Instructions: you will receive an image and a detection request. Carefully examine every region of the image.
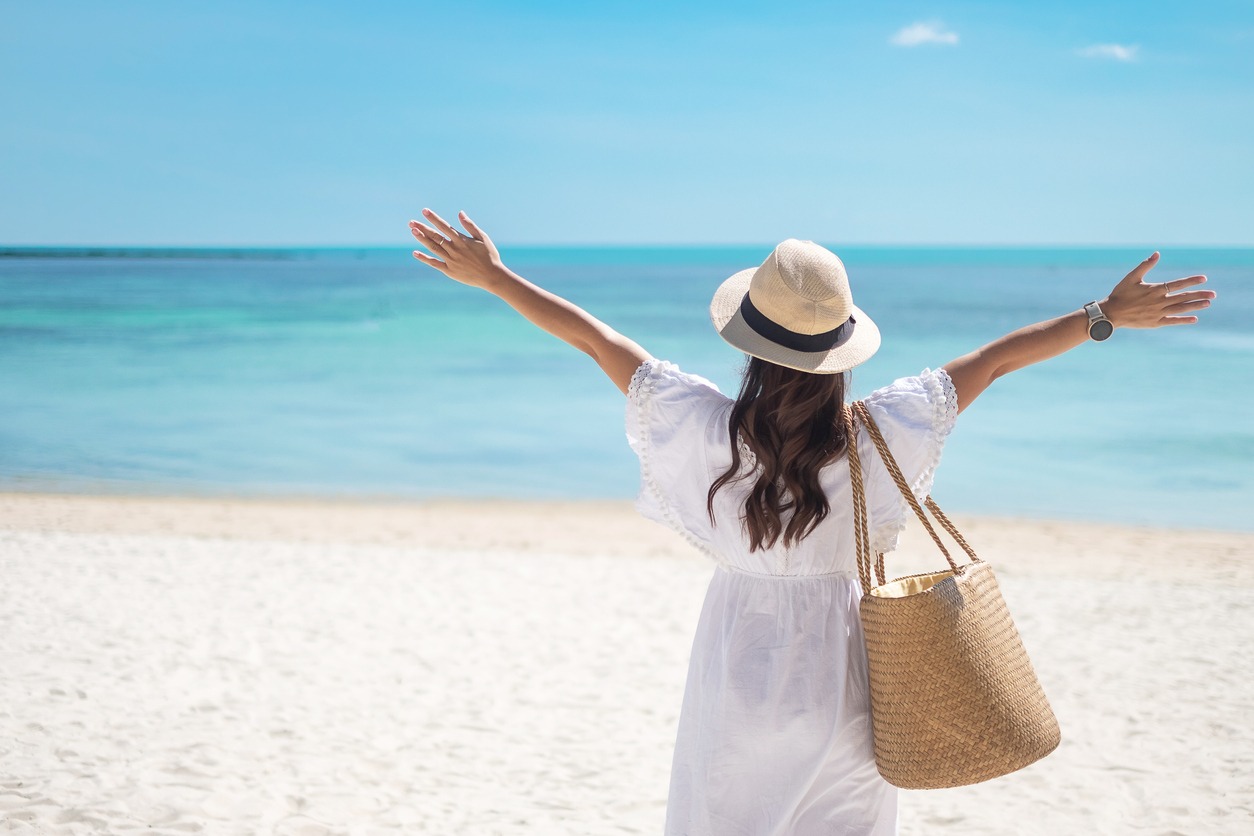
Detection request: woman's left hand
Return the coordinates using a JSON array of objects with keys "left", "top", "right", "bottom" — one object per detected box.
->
[
  {"left": 1100, "top": 252, "right": 1216, "bottom": 329},
  {"left": 409, "top": 209, "right": 506, "bottom": 289}
]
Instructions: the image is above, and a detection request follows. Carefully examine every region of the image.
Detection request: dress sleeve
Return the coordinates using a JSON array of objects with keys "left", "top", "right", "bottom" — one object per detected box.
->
[
  {"left": 858, "top": 367, "right": 959, "bottom": 554},
  {"left": 625, "top": 358, "right": 729, "bottom": 556}
]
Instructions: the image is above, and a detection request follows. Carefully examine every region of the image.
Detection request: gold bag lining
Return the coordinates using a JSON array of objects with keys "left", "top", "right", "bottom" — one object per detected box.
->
[{"left": 868, "top": 569, "right": 958, "bottom": 599}]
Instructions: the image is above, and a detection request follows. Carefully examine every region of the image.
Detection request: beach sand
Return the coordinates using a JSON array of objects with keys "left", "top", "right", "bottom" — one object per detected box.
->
[{"left": 1, "top": 492, "right": 1251, "bottom": 835}]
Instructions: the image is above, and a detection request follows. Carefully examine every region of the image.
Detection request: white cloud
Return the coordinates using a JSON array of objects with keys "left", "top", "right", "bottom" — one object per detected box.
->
[
  {"left": 890, "top": 21, "right": 959, "bottom": 47},
  {"left": 1077, "top": 43, "right": 1139, "bottom": 62}
]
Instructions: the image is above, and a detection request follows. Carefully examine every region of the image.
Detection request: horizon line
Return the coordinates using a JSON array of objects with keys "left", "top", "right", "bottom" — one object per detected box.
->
[{"left": 5, "top": 242, "right": 1254, "bottom": 252}]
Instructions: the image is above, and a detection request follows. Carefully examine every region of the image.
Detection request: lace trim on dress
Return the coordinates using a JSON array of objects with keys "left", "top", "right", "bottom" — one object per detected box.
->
[
  {"left": 629, "top": 359, "right": 721, "bottom": 562},
  {"left": 627, "top": 358, "right": 655, "bottom": 402},
  {"left": 916, "top": 367, "right": 958, "bottom": 495},
  {"left": 869, "top": 367, "right": 959, "bottom": 556},
  {"left": 935, "top": 367, "right": 960, "bottom": 437}
]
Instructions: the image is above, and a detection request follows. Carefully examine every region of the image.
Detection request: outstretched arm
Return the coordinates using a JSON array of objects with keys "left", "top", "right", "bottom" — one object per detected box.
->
[
  {"left": 409, "top": 209, "right": 651, "bottom": 396},
  {"left": 943, "top": 252, "right": 1216, "bottom": 414}
]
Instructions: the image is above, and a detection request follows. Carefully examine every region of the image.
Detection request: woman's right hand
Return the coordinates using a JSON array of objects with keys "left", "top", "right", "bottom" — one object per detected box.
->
[
  {"left": 407, "top": 206, "right": 651, "bottom": 395},
  {"left": 408, "top": 208, "right": 507, "bottom": 290},
  {"left": 1100, "top": 252, "right": 1215, "bottom": 329}
]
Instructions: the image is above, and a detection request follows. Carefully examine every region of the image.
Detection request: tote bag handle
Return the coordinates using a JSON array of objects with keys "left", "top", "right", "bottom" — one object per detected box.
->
[{"left": 846, "top": 400, "right": 979, "bottom": 597}]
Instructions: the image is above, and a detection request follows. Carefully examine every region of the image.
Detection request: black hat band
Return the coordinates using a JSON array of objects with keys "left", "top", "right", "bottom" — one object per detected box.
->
[{"left": 739, "top": 293, "right": 855, "bottom": 354}]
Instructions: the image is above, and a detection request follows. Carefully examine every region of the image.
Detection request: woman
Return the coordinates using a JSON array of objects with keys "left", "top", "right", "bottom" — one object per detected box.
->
[{"left": 408, "top": 208, "right": 1214, "bottom": 835}]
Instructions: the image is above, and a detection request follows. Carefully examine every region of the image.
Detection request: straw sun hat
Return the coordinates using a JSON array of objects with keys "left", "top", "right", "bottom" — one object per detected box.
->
[{"left": 710, "top": 239, "right": 881, "bottom": 374}]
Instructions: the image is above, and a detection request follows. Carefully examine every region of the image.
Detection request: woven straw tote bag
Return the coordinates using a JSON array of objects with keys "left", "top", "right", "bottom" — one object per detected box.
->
[{"left": 846, "top": 400, "right": 1061, "bottom": 790}]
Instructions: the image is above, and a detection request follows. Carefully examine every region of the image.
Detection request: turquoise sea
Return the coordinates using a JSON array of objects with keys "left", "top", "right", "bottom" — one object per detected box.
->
[{"left": 1, "top": 246, "right": 1250, "bottom": 531}]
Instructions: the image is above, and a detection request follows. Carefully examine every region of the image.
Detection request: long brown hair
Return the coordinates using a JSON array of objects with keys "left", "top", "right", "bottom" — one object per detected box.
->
[{"left": 707, "top": 357, "right": 850, "bottom": 552}]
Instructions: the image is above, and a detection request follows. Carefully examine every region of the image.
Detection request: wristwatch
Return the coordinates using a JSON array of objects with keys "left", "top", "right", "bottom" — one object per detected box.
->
[{"left": 1084, "top": 301, "right": 1114, "bottom": 341}]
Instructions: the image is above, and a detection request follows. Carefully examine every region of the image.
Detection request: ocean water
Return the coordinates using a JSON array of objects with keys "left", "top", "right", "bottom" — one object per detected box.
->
[{"left": 1, "top": 245, "right": 1251, "bottom": 531}]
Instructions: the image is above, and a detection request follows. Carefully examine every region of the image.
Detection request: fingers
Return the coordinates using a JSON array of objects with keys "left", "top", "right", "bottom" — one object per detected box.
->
[
  {"left": 1162, "top": 275, "right": 1208, "bottom": 293},
  {"left": 1164, "top": 298, "right": 1212, "bottom": 316},
  {"left": 408, "top": 219, "right": 445, "bottom": 244},
  {"left": 1105, "top": 252, "right": 1218, "bottom": 329},
  {"left": 1158, "top": 277, "right": 1215, "bottom": 316},
  {"left": 422, "top": 208, "right": 460, "bottom": 239},
  {"left": 1152, "top": 278, "right": 1214, "bottom": 319},
  {"left": 1154, "top": 274, "right": 1215, "bottom": 324},
  {"left": 458, "top": 210, "right": 487, "bottom": 241},
  {"left": 1123, "top": 251, "right": 1160, "bottom": 284},
  {"left": 412, "top": 250, "right": 449, "bottom": 272},
  {"left": 409, "top": 221, "right": 449, "bottom": 254},
  {"left": 1161, "top": 288, "right": 1214, "bottom": 305}
]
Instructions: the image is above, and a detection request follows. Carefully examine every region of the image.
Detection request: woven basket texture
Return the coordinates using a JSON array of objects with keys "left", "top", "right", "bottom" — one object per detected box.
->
[
  {"left": 860, "top": 561, "right": 1061, "bottom": 789},
  {"left": 847, "top": 400, "right": 1060, "bottom": 789}
]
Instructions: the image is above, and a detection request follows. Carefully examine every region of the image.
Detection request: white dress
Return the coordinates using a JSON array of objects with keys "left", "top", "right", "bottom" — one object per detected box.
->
[{"left": 625, "top": 359, "right": 958, "bottom": 836}]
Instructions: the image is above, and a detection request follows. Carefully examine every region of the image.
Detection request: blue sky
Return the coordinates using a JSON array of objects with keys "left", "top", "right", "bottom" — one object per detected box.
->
[{"left": 2, "top": 1, "right": 1252, "bottom": 246}]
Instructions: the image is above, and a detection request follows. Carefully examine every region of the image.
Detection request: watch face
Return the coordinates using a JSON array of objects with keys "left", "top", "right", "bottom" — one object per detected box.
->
[{"left": 1090, "top": 319, "right": 1114, "bottom": 341}]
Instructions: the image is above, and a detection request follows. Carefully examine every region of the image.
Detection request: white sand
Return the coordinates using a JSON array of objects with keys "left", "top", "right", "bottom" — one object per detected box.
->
[{"left": 1, "top": 493, "right": 1251, "bottom": 835}]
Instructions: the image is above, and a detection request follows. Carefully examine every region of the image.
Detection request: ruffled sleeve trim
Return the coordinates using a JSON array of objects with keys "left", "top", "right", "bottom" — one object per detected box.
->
[
  {"left": 625, "top": 359, "right": 721, "bottom": 561},
  {"left": 627, "top": 357, "right": 656, "bottom": 403},
  {"left": 913, "top": 366, "right": 959, "bottom": 498},
  {"left": 868, "top": 367, "right": 959, "bottom": 555}
]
